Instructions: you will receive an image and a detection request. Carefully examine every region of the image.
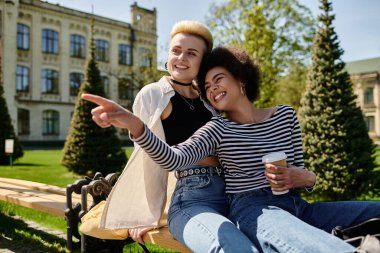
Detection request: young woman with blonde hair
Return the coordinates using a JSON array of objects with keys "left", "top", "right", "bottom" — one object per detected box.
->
[{"left": 96, "top": 22, "right": 256, "bottom": 252}]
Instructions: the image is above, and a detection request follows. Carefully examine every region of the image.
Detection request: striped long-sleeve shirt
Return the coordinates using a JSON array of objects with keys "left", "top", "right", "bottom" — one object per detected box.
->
[{"left": 135, "top": 105, "right": 304, "bottom": 194}]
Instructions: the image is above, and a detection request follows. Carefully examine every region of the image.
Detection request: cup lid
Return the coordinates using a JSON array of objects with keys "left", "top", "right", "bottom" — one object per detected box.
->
[{"left": 262, "top": 152, "right": 287, "bottom": 163}]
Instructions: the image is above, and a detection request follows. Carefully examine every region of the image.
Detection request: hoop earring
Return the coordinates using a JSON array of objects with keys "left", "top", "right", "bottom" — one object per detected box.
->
[
  {"left": 240, "top": 86, "right": 246, "bottom": 96},
  {"left": 165, "top": 62, "right": 168, "bottom": 70}
]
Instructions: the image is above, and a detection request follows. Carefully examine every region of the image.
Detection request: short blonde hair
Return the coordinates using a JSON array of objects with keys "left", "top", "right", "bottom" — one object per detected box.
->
[{"left": 170, "top": 20, "right": 213, "bottom": 52}]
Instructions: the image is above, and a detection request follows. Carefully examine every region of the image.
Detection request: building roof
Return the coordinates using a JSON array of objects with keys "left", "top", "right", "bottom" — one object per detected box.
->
[{"left": 346, "top": 57, "right": 380, "bottom": 74}]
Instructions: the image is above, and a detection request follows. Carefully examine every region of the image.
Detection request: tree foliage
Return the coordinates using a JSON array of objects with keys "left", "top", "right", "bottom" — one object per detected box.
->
[
  {"left": 206, "top": 0, "right": 315, "bottom": 107},
  {"left": 117, "top": 66, "right": 164, "bottom": 109},
  {"left": 0, "top": 55, "right": 24, "bottom": 165},
  {"left": 275, "top": 61, "right": 308, "bottom": 111},
  {"left": 299, "top": 0, "right": 379, "bottom": 201},
  {"left": 108, "top": 49, "right": 164, "bottom": 110},
  {"left": 62, "top": 21, "right": 127, "bottom": 176}
]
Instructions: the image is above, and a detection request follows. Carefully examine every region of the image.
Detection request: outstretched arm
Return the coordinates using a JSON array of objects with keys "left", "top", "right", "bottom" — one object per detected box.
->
[
  {"left": 81, "top": 93, "right": 144, "bottom": 138},
  {"left": 82, "top": 93, "right": 220, "bottom": 171}
]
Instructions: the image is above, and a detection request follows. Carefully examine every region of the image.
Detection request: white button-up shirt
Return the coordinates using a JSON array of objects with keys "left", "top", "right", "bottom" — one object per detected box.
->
[{"left": 100, "top": 76, "right": 215, "bottom": 229}]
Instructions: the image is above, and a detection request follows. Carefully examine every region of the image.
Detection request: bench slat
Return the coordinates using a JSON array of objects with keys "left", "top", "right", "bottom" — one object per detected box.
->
[
  {"left": 144, "top": 227, "right": 191, "bottom": 253},
  {"left": 0, "top": 177, "right": 192, "bottom": 252},
  {"left": 0, "top": 177, "right": 67, "bottom": 196},
  {"left": 0, "top": 178, "right": 80, "bottom": 217}
]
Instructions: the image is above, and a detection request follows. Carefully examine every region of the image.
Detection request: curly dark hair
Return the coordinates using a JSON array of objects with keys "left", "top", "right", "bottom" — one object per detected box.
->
[{"left": 197, "top": 46, "right": 261, "bottom": 103}]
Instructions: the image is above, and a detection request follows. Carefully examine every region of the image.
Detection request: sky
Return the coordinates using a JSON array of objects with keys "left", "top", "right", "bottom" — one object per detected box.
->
[{"left": 46, "top": 0, "right": 380, "bottom": 64}]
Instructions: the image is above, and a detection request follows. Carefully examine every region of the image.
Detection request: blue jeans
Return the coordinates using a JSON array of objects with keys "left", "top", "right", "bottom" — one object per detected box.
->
[
  {"left": 228, "top": 188, "right": 380, "bottom": 253},
  {"left": 168, "top": 165, "right": 258, "bottom": 253}
]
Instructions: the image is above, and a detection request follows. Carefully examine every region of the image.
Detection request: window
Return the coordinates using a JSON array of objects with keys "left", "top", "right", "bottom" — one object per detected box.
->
[
  {"left": 41, "top": 69, "right": 59, "bottom": 94},
  {"left": 17, "top": 23, "right": 30, "bottom": 50},
  {"left": 42, "top": 110, "right": 59, "bottom": 135},
  {"left": 18, "top": 109, "right": 30, "bottom": 135},
  {"left": 70, "top": 34, "right": 86, "bottom": 58},
  {"left": 69, "top": 72, "right": 84, "bottom": 96},
  {"left": 365, "top": 116, "right": 375, "bottom": 132},
  {"left": 16, "top": 65, "right": 29, "bottom": 92},
  {"left": 42, "top": 29, "right": 59, "bottom": 54},
  {"left": 95, "top": 39, "right": 109, "bottom": 62},
  {"left": 138, "top": 48, "right": 151, "bottom": 67},
  {"left": 364, "top": 87, "right": 374, "bottom": 104},
  {"left": 101, "top": 76, "right": 110, "bottom": 97},
  {"left": 118, "top": 80, "right": 133, "bottom": 100},
  {"left": 119, "top": 44, "right": 132, "bottom": 65}
]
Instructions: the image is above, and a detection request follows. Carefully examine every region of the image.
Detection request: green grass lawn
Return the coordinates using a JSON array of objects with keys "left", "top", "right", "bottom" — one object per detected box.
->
[
  {"left": 1, "top": 148, "right": 379, "bottom": 252},
  {"left": 0, "top": 148, "right": 177, "bottom": 253},
  {"left": 0, "top": 150, "right": 79, "bottom": 187},
  {"left": 0, "top": 148, "right": 134, "bottom": 187}
]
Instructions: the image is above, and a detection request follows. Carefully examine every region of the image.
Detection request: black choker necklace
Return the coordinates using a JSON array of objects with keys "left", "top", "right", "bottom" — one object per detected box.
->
[{"left": 171, "top": 79, "right": 192, "bottom": 86}]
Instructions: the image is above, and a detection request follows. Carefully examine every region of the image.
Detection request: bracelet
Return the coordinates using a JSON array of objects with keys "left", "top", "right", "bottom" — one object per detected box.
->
[
  {"left": 305, "top": 186, "right": 315, "bottom": 193},
  {"left": 304, "top": 175, "right": 317, "bottom": 193}
]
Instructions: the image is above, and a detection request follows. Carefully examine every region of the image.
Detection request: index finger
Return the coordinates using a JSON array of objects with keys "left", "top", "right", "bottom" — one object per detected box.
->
[{"left": 81, "top": 93, "right": 110, "bottom": 106}]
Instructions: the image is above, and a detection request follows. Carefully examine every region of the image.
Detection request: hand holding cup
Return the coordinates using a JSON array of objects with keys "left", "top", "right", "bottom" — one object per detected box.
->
[{"left": 262, "top": 152, "right": 289, "bottom": 195}]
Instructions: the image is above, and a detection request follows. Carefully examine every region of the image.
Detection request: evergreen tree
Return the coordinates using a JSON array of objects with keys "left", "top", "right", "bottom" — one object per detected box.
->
[
  {"left": 62, "top": 20, "right": 127, "bottom": 175},
  {"left": 0, "top": 55, "right": 23, "bottom": 165},
  {"left": 299, "top": 0, "right": 379, "bottom": 201}
]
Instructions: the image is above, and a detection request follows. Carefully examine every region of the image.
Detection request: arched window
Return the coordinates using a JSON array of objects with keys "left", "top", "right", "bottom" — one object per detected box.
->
[
  {"left": 365, "top": 116, "right": 375, "bottom": 132},
  {"left": 41, "top": 69, "right": 59, "bottom": 94},
  {"left": 101, "top": 76, "right": 110, "bottom": 97},
  {"left": 118, "top": 79, "right": 133, "bottom": 100},
  {"left": 16, "top": 65, "right": 29, "bottom": 92},
  {"left": 17, "top": 23, "right": 30, "bottom": 50},
  {"left": 18, "top": 108, "right": 30, "bottom": 135},
  {"left": 95, "top": 39, "right": 109, "bottom": 62},
  {"left": 119, "top": 44, "right": 132, "bottom": 65},
  {"left": 138, "top": 48, "right": 151, "bottom": 67},
  {"left": 42, "top": 29, "right": 59, "bottom": 54},
  {"left": 364, "top": 87, "right": 374, "bottom": 104},
  {"left": 42, "top": 110, "right": 59, "bottom": 135},
  {"left": 70, "top": 34, "right": 86, "bottom": 58},
  {"left": 69, "top": 72, "right": 84, "bottom": 96}
]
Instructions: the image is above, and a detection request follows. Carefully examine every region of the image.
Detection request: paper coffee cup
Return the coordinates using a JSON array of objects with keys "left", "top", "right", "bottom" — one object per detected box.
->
[{"left": 262, "top": 152, "right": 289, "bottom": 195}]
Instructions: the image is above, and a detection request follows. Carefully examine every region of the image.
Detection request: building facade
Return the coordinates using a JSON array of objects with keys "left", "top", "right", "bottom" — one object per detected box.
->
[
  {"left": 347, "top": 57, "right": 380, "bottom": 142},
  {"left": 0, "top": 0, "right": 157, "bottom": 146}
]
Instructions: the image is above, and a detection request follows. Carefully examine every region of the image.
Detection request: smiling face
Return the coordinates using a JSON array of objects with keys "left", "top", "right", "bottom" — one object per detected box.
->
[
  {"left": 167, "top": 33, "right": 206, "bottom": 83},
  {"left": 204, "top": 66, "right": 243, "bottom": 111}
]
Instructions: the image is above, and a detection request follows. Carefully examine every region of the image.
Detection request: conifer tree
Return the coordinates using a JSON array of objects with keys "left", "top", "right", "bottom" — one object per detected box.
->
[
  {"left": 62, "top": 20, "right": 127, "bottom": 175},
  {"left": 0, "top": 55, "right": 23, "bottom": 165},
  {"left": 300, "top": 0, "right": 379, "bottom": 200}
]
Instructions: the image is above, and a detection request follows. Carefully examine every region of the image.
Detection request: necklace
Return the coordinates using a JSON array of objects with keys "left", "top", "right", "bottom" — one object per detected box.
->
[
  {"left": 171, "top": 78, "right": 193, "bottom": 86},
  {"left": 178, "top": 92, "right": 195, "bottom": 110}
]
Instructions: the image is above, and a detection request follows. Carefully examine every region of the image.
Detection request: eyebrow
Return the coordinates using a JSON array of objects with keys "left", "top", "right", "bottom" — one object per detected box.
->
[
  {"left": 205, "top": 72, "right": 224, "bottom": 86},
  {"left": 171, "top": 45, "right": 200, "bottom": 53},
  {"left": 188, "top": 48, "right": 200, "bottom": 53}
]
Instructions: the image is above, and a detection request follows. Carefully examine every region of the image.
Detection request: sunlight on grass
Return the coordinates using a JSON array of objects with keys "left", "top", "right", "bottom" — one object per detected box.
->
[
  {"left": 0, "top": 148, "right": 134, "bottom": 187},
  {"left": 0, "top": 200, "right": 67, "bottom": 232},
  {"left": 0, "top": 148, "right": 179, "bottom": 252},
  {"left": 1, "top": 147, "right": 377, "bottom": 252}
]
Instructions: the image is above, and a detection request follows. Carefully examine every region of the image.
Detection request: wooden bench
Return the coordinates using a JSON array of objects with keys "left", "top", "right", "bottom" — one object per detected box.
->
[
  {"left": 66, "top": 172, "right": 191, "bottom": 253},
  {"left": 0, "top": 175, "right": 190, "bottom": 253},
  {"left": 0, "top": 177, "right": 76, "bottom": 217}
]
